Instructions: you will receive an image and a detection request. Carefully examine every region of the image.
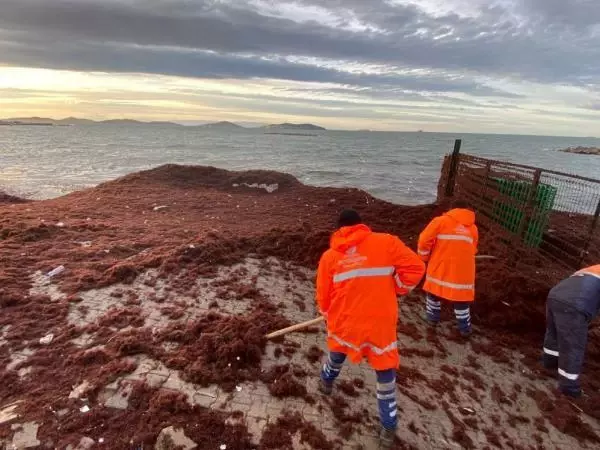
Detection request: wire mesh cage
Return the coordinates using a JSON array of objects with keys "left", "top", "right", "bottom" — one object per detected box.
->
[{"left": 440, "top": 153, "right": 600, "bottom": 275}]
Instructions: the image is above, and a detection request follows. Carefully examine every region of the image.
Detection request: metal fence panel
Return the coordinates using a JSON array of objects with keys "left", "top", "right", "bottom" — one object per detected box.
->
[{"left": 440, "top": 153, "right": 600, "bottom": 277}]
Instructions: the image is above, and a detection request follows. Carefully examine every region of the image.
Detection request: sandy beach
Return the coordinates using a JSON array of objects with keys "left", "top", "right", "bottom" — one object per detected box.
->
[{"left": 1, "top": 164, "right": 599, "bottom": 449}]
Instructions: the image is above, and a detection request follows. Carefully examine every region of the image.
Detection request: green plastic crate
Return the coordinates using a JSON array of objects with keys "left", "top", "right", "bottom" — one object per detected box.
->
[{"left": 491, "top": 178, "right": 557, "bottom": 247}]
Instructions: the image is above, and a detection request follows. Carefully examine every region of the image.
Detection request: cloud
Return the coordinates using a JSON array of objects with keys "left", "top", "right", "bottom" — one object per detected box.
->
[
  {"left": 1, "top": 0, "right": 598, "bottom": 85},
  {"left": 0, "top": 30, "right": 520, "bottom": 99},
  {"left": 520, "top": 0, "right": 600, "bottom": 28},
  {"left": 0, "top": 0, "right": 599, "bottom": 134}
]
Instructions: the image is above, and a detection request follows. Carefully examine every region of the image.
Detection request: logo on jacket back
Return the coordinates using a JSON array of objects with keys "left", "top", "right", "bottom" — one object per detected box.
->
[
  {"left": 339, "top": 245, "right": 367, "bottom": 267},
  {"left": 455, "top": 225, "right": 469, "bottom": 235}
]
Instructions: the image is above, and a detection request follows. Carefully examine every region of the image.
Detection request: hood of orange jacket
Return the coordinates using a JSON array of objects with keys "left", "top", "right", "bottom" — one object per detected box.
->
[
  {"left": 330, "top": 224, "right": 372, "bottom": 252},
  {"left": 445, "top": 208, "right": 475, "bottom": 226}
]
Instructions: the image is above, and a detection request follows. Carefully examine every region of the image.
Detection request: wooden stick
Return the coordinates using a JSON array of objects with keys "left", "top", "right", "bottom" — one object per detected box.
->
[
  {"left": 475, "top": 255, "right": 497, "bottom": 260},
  {"left": 265, "top": 316, "right": 325, "bottom": 340},
  {"left": 569, "top": 401, "right": 584, "bottom": 413}
]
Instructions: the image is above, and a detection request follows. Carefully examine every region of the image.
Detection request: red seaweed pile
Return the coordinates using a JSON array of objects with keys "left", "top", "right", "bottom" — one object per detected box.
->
[
  {"left": 259, "top": 410, "right": 335, "bottom": 449},
  {"left": 1, "top": 164, "right": 599, "bottom": 447},
  {"left": 156, "top": 310, "right": 290, "bottom": 392}
]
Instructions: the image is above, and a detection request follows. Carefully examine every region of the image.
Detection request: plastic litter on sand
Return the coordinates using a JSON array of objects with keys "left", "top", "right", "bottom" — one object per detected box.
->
[
  {"left": 39, "top": 334, "right": 54, "bottom": 345},
  {"left": 47, "top": 265, "right": 65, "bottom": 277}
]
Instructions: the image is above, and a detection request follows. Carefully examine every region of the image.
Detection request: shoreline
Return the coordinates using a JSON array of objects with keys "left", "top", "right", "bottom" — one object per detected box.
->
[{"left": 1, "top": 164, "right": 599, "bottom": 448}]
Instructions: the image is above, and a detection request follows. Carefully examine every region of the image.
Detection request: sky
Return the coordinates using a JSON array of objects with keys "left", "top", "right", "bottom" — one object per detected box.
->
[{"left": 0, "top": 0, "right": 599, "bottom": 135}]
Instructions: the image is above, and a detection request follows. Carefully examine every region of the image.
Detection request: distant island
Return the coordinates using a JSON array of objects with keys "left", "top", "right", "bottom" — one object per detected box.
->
[
  {"left": 198, "top": 121, "right": 243, "bottom": 129},
  {"left": 0, "top": 117, "right": 327, "bottom": 131},
  {"left": 0, "top": 117, "right": 182, "bottom": 127},
  {"left": 261, "top": 123, "right": 326, "bottom": 131},
  {"left": 559, "top": 146, "right": 600, "bottom": 156}
]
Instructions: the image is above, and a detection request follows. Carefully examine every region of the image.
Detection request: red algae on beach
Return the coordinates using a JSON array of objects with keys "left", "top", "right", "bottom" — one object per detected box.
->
[
  {"left": 2, "top": 164, "right": 600, "bottom": 447},
  {"left": 260, "top": 410, "right": 334, "bottom": 450}
]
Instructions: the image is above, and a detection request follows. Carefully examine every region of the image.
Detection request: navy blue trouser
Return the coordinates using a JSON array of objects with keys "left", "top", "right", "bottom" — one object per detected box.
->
[
  {"left": 542, "top": 297, "right": 589, "bottom": 395},
  {"left": 426, "top": 293, "right": 472, "bottom": 333},
  {"left": 321, "top": 351, "right": 397, "bottom": 430}
]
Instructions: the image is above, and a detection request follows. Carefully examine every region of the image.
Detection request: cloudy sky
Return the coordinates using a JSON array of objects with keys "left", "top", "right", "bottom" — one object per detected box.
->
[{"left": 1, "top": 0, "right": 599, "bottom": 135}]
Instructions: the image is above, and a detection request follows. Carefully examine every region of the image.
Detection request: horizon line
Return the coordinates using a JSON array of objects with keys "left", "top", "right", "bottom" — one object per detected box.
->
[{"left": 1, "top": 116, "right": 600, "bottom": 139}]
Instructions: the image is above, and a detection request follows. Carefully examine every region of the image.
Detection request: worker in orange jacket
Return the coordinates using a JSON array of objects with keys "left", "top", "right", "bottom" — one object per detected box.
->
[
  {"left": 316, "top": 209, "right": 425, "bottom": 448},
  {"left": 542, "top": 264, "right": 600, "bottom": 397},
  {"left": 417, "top": 200, "right": 478, "bottom": 336}
]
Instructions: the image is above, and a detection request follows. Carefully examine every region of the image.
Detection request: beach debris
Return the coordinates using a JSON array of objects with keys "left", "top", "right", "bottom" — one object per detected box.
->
[
  {"left": 99, "top": 438, "right": 105, "bottom": 444},
  {"left": 155, "top": 426, "right": 197, "bottom": 450},
  {"left": 47, "top": 265, "right": 65, "bottom": 277},
  {"left": 459, "top": 407, "right": 476, "bottom": 415},
  {"left": 18, "top": 367, "right": 32, "bottom": 378},
  {"left": 39, "top": 333, "right": 54, "bottom": 345},
  {"left": 234, "top": 182, "right": 279, "bottom": 193},
  {"left": 69, "top": 381, "right": 91, "bottom": 399},
  {"left": 220, "top": 445, "right": 227, "bottom": 450},
  {"left": 0, "top": 401, "right": 21, "bottom": 425},
  {"left": 153, "top": 205, "right": 168, "bottom": 211},
  {"left": 56, "top": 221, "right": 66, "bottom": 227},
  {"left": 67, "top": 436, "right": 95, "bottom": 450},
  {"left": 235, "top": 385, "right": 242, "bottom": 392},
  {"left": 79, "top": 405, "right": 90, "bottom": 413},
  {"left": 11, "top": 422, "right": 40, "bottom": 449},
  {"left": 502, "top": 301, "right": 511, "bottom": 306},
  {"left": 76, "top": 241, "right": 93, "bottom": 247}
]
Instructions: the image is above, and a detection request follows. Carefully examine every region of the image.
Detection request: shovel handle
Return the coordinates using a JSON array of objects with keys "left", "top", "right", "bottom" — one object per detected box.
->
[{"left": 265, "top": 316, "right": 325, "bottom": 340}]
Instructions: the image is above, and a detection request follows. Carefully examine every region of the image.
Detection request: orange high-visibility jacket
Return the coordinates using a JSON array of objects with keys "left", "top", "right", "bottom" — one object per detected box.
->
[
  {"left": 418, "top": 208, "right": 478, "bottom": 302},
  {"left": 575, "top": 265, "right": 600, "bottom": 278},
  {"left": 316, "top": 224, "right": 425, "bottom": 370}
]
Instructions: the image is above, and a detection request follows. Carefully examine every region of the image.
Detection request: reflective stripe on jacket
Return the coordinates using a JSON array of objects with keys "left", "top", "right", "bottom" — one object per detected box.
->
[
  {"left": 316, "top": 224, "right": 425, "bottom": 370},
  {"left": 418, "top": 208, "right": 478, "bottom": 302}
]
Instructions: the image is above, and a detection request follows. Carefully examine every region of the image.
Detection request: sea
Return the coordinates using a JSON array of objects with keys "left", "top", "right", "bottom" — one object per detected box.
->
[{"left": 1, "top": 125, "right": 599, "bottom": 206}]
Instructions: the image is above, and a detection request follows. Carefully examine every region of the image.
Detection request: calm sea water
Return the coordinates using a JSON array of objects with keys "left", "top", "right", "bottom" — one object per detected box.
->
[{"left": 1, "top": 125, "right": 599, "bottom": 205}]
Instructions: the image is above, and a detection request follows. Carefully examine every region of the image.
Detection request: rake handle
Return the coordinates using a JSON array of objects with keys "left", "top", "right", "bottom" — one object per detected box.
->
[{"left": 265, "top": 316, "right": 325, "bottom": 340}]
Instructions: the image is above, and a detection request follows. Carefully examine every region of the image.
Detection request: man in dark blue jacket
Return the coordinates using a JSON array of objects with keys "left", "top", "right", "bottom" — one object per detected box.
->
[{"left": 542, "top": 264, "right": 600, "bottom": 397}]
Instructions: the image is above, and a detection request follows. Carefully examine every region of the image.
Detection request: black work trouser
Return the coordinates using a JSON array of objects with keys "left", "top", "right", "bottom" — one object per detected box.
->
[{"left": 542, "top": 297, "right": 589, "bottom": 394}]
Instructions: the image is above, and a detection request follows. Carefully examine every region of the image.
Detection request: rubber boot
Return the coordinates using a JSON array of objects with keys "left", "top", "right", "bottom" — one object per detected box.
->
[
  {"left": 319, "top": 352, "right": 346, "bottom": 396},
  {"left": 421, "top": 315, "right": 438, "bottom": 327},
  {"left": 560, "top": 385, "right": 582, "bottom": 398},
  {"left": 425, "top": 294, "right": 441, "bottom": 326},
  {"left": 379, "top": 427, "right": 395, "bottom": 449},
  {"left": 318, "top": 379, "right": 333, "bottom": 396},
  {"left": 460, "top": 328, "right": 472, "bottom": 338}
]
